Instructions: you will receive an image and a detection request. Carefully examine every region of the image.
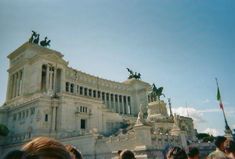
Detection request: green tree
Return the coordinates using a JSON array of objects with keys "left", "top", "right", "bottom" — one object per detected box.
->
[{"left": 196, "top": 133, "right": 214, "bottom": 142}]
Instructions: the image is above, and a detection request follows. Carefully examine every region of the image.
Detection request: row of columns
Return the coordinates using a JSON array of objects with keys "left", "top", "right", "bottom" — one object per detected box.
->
[
  {"left": 9, "top": 69, "right": 23, "bottom": 99},
  {"left": 65, "top": 82, "right": 132, "bottom": 115},
  {"left": 42, "top": 64, "right": 60, "bottom": 93}
]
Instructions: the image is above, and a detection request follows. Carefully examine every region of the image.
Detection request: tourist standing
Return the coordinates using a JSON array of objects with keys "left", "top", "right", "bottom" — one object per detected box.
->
[
  {"left": 224, "top": 139, "right": 235, "bottom": 159},
  {"left": 187, "top": 147, "right": 200, "bottom": 159},
  {"left": 207, "top": 136, "right": 227, "bottom": 159},
  {"left": 166, "top": 146, "right": 187, "bottom": 159}
]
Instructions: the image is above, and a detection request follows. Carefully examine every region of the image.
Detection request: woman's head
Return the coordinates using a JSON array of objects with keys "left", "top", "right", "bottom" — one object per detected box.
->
[
  {"left": 65, "top": 145, "right": 83, "bottom": 159},
  {"left": 167, "top": 146, "right": 187, "bottom": 159},
  {"left": 119, "top": 149, "right": 135, "bottom": 159},
  {"left": 22, "top": 137, "right": 71, "bottom": 159}
]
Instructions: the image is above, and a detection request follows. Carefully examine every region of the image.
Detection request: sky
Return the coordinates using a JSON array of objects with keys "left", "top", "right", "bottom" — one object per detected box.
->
[{"left": 0, "top": 0, "right": 234, "bottom": 136}]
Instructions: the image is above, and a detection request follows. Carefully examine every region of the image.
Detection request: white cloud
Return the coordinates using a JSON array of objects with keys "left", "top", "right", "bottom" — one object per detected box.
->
[
  {"left": 204, "top": 128, "right": 219, "bottom": 136},
  {"left": 172, "top": 107, "right": 206, "bottom": 124}
]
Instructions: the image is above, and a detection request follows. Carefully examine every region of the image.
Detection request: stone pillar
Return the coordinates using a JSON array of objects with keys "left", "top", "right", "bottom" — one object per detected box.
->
[
  {"left": 109, "top": 94, "right": 112, "bottom": 111},
  {"left": 11, "top": 74, "right": 15, "bottom": 98},
  {"left": 46, "top": 65, "right": 50, "bottom": 91},
  {"left": 17, "top": 71, "right": 21, "bottom": 96},
  {"left": 51, "top": 104, "right": 57, "bottom": 132},
  {"left": 116, "top": 95, "right": 120, "bottom": 113},
  {"left": 119, "top": 95, "right": 122, "bottom": 114},
  {"left": 19, "top": 70, "right": 23, "bottom": 95},
  {"left": 53, "top": 67, "right": 57, "bottom": 93},
  {"left": 14, "top": 73, "right": 18, "bottom": 97},
  {"left": 122, "top": 96, "right": 125, "bottom": 114}
]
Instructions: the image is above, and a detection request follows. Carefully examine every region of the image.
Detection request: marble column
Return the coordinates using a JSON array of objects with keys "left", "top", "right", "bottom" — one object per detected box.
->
[
  {"left": 53, "top": 67, "right": 57, "bottom": 92},
  {"left": 46, "top": 65, "right": 49, "bottom": 91}
]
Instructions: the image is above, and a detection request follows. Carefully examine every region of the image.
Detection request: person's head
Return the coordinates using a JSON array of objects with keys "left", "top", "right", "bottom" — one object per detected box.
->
[
  {"left": 167, "top": 146, "right": 187, "bottom": 159},
  {"left": 22, "top": 137, "right": 71, "bottom": 159},
  {"left": 224, "top": 139, "right": 235, "bottom": 155},
  {"left": 214, "top": 136, "right": 227, "bottom": 152},
  {"left": 65, "top": 145, "right": 83, "bottom": 159},
  {"left": 187, "top": 147, "right": 199, "bottom": 159},
  {"left": 119, "top": 149, "right": 135, "bottom": 159},
  {"left": 3, "top": 150, "right": 24, "bottom": 159}
]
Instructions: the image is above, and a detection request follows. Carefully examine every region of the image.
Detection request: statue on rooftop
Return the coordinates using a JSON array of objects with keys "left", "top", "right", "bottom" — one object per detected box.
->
[
  {"left": 33, "top": 33, "right": 40, "bottom": 44},
  {"left": 126, "top": 68, "right": 141, "bottom": 80},
  {"left": 29, "top": 30, "right": 37, "bottom": 43},
  {"left": 40, "top": 36, "right": 51, "bottom": 47}
]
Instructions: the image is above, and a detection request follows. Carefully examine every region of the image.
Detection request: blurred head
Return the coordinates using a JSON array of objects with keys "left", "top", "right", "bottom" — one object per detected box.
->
[
  {"left": 167, "top": 146, "right": 187, "bottom": 159},
  {"left": 65, "top": 145, "right": 83, "bottom": 159},
  {"left": 214, "top": 136, "right": 226, "bottom": 151},
  {"left": 22, "top": 137, "right": 71, "bottom": 159},
  {"left": 187, "top": 147, "right": 199, "bottom": 159},
  {"left": 119, "top": 149, "right": 135, "bottom": 159},
  {"left": 224, "top": 139, "right": 235, "bottom": 154},
  {"left": 3, "top": 150, "right": 24, "bottom": 159}
]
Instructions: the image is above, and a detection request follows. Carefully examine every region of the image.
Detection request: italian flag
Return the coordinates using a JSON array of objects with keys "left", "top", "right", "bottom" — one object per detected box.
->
[{"left": 217, "top": 86, "right": 224, "bottom": 110}]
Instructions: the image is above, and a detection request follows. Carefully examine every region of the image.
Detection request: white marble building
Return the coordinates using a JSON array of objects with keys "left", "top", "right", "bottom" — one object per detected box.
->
[{"left": 0, "top": 42, "right": 196, "bottom": 158}]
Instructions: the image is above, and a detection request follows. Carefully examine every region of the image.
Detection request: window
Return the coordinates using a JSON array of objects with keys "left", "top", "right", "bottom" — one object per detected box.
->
[
  {"left": 66, "top": 82, "right": 69, "bottom": 92},
  {"left": 111, "top": 94, "right": 113, "bottom": 101},
  {"left": 80, "top": 106, "right": 83, "bottom": 112},
  {"left": 81, "top": 119, "right": 86, "bottom": 129},
  {"left": 88, "top": 89, "right": 92, "bottom": 97},
  {"left": 80, "top": 86, "right": 83, "bottom": 95},
  {"left": 102, "top": 92, "right": 105, "bottom": 100},
  {"left": 115, "top": 95, "right": 118, "bottom": 102},
  {"left": 119, "top": 95, "right": 122, "bottom": 103},
  {"left": 84, "top": 88, "right": 87, "bottom": 96},
  {"left": 127, "top": 96, "right": 131, "bottom": 105},
  {"left": 106, "top": 93, "right": 109, "bottom": 101},
  {"left": 93, "top": 90, "right": 96, "bottom": 98},
  {"left": 45, "top": 114, "right": 48, "bottom": 122},
  {"left": 123, "top": 96, "right": 127, "bottom": 104},
  {"left": 70, "top": 83, "right": 74, "bottom": 93}
]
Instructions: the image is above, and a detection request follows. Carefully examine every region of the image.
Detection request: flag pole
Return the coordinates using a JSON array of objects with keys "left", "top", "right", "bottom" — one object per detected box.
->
[{"left": 215, "top": 78, "right": 232, "bottom": 134}]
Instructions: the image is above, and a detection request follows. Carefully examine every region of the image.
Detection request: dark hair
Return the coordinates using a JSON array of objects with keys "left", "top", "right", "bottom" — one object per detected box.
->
[
  {"left": 214, "top": 136, "right": 226, "bottom": 148},
  {"left": 224, "top": 140, "right": 235, "bottom": 153},
  {"left": 119, "top": 149, "right": 135, "bottom": 159},
  {"left": 3, "top": 150, "right": 24, "bottom": 159},
  {"left": 187, "top": 147, "right": 199, "bottom": 158},
  {"left": 22, "top": 137, "right": 71, "bottom": 159},
  {"left": 65, "top": 145, "right": 83, "bottom": 159},
  {"left": 167, "top": 146, "right": 187, "bottom": 159}
]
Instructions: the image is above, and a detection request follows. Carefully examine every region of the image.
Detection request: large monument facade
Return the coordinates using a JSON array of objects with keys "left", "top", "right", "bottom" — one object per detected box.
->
[{"left": 0, "top": 42, "right": 196, "bottom": 158}]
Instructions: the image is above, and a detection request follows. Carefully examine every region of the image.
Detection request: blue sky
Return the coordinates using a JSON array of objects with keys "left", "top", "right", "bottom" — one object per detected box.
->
[{"left": 0, "top": 0, "right": 234, "bottom": 135}]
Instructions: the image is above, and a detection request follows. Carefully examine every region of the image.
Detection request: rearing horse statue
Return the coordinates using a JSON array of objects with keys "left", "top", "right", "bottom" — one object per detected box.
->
[{"left": 150, "top": 83, "right": 165, "bottom": 101}]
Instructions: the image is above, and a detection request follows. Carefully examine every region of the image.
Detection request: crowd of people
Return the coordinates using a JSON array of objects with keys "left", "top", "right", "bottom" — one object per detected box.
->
[{"left": 3, "top": 136, "right": 235, "bottom": 159}]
